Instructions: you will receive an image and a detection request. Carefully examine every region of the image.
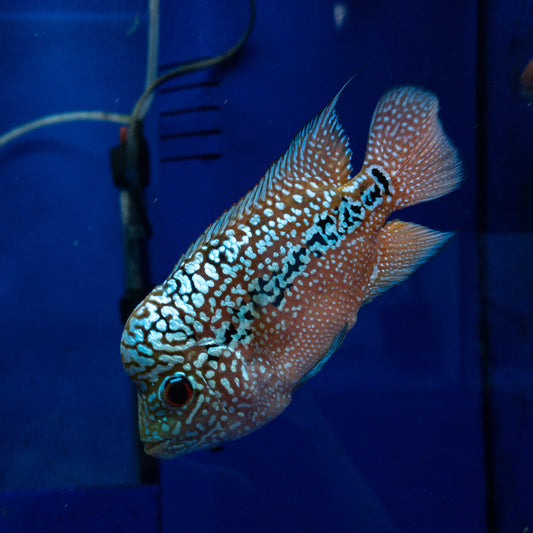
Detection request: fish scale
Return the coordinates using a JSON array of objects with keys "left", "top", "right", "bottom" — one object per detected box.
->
[{"left": 121, "top": 82, "right": 462, "bottom": 458}]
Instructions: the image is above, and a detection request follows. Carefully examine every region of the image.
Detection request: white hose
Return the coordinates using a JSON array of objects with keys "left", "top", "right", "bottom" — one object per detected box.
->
[
  {"left": 0, "top": 0, "right": 254, "bottom": 150},
  {"left": 138, "top": 0, "right": 160, "bottom": 120},
  {"left": 0, "top": 111, "right": 130, "bottom": 148},
  {"left": 0, "top": 0, "right": 160, "bottom": 150}
]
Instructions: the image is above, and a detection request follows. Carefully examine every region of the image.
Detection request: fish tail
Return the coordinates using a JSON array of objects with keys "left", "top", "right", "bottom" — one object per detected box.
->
[{"left": 358, "top": 86, "right": 463, "bottom": 211}]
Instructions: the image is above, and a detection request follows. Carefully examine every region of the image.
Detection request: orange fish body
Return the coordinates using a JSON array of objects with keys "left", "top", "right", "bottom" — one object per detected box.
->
[
  {"left": 521, "top": 57, "right": 533, "bottom": 98},
  {"left": 121, "top": 83, "right": 462, "bottom": 458}
]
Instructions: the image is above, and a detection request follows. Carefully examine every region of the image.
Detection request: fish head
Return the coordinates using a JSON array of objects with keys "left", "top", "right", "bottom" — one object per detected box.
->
[
  {"left": 120, "top": 288, "right": 291, "bottom": 458},
  {"left": 132, "top": 362, "right": 224, "bottom": 459}
]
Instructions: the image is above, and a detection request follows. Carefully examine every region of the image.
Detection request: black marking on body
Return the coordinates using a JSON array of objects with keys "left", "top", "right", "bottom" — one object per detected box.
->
[
  {"left": 248, "top": 195, "right": 366, "bottom": 314},
  {"left": 242, "top": 309, "right": 254, "bottom": 321},
  {"left": 223, "top": 323, "right": 238, "bottom": 344},
  {"left": 371, "top": 167, "right": 391, "bottom": 196},
  {"left": 306, "top": 232, "right": 328, "bottom": 255},
  {"left": 215, "top": 194, "right": 368, "bottom": 346},
  {"left": 316, "top": 214, "right": 335, "bottom": 233},
  {"left": 363, "top": 184, "right": 382, "bottom": 208},
  {"left": 338, "top": 196, "right": 364, "bottom": 226},
  {"left": 202, "top": 342, "right": 220, "bottom": 361}
]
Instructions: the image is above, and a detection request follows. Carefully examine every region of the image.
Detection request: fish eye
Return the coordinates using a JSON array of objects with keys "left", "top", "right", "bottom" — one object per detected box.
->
[{"left": 162, "top": 375, "right": 193, "bottom": 408}]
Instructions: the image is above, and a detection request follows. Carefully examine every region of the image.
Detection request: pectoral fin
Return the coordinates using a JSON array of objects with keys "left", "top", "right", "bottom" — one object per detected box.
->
[{"left": 294, "top": 324, "right": 348, "bottom": 391}]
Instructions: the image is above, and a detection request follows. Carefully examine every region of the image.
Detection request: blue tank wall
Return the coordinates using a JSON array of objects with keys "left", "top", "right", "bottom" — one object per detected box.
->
[
  {"left": 0, "top": 1, "right": 531, "bottom": 532},
  {"left": 0, "top": 0, "right": 146, "bottom": 490},
  {"left": 477, "top": 0, "right": 533, "bottom": 529}
]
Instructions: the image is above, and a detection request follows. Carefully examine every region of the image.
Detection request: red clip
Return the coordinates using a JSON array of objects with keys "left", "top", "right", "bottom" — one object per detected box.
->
[{"left": 119, "top": 126, "right": 128, "bottom": 145}]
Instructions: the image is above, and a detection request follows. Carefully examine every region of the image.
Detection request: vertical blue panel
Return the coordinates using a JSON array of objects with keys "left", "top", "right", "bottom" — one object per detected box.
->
[
  {"left": 479, "top": 0, "right": 533, "bottom": 530},
  {"left": 0, "top": 3, "right": 146, "bottom": 489},
  {"left": 151, "top": 1, "right": 484, "bottom": 532}
]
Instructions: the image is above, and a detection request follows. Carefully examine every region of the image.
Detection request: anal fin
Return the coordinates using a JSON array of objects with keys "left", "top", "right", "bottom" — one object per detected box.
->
[{"left": 362, "top": 219, "right": 452, "bottom": 306}]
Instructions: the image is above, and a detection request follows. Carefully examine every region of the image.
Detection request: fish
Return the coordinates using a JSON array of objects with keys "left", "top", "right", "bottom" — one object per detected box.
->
[
  {"left": 120, "top": 82, "right": 462, "bottom": 459},
  {"left": 521, "top": 57, "right": 533, "bottom": 99}
]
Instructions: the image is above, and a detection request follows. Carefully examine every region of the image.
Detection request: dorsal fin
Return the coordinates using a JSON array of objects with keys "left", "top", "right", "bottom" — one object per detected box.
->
[
  {"left": 362, "top": 219, "right": 452, "bottom": 305},
  {"left": 259, "top": 81, "right": 354, "bottom": 193},
  {"left": 180, "top": 81, "right": 354, "bottom": 261}
]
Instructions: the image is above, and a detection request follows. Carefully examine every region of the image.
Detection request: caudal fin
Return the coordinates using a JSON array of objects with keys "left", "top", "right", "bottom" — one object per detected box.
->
[{"left": 362, "top": 86, "right": 462, "bottom": 209}]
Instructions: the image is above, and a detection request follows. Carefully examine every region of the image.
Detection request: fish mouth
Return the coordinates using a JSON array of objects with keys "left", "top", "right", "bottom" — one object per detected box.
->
[
  {"left": 143, "top": 430, "right": 224, "bottom": 459},
  {"left": 143, "top": 436, "right": 212, "bottom": 459},
  {"left": 144, "top": 440, "right": 184, "bottom": 459}
]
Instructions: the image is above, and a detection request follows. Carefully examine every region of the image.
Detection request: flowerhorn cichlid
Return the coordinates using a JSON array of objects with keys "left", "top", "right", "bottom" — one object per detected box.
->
[{"left": 121, "top": 82, "right": 462, "bottom": 458}]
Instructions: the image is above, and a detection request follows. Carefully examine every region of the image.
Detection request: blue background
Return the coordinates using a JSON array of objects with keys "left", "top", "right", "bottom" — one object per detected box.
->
[{"left": 0, "top": 1, "right": 531, "bottom": 532}]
